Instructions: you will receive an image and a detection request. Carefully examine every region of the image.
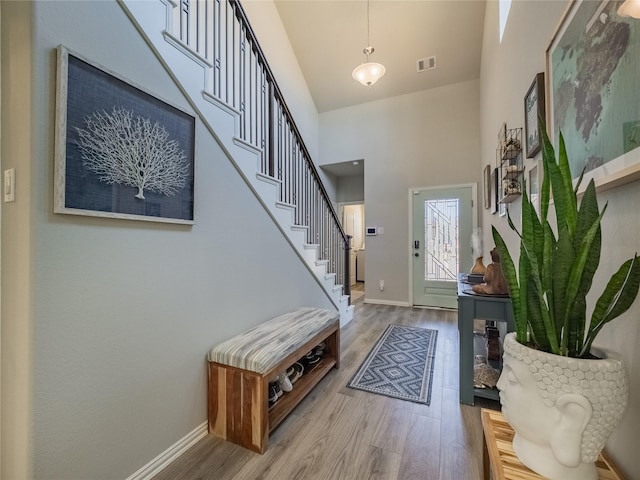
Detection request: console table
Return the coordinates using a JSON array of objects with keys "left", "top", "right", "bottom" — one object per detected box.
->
[
  {"left": 457, "top": 274, "right": 514, "bottom": 405},
  {"left": 481, "top": 409, "right": 624, "bottom": 479}
]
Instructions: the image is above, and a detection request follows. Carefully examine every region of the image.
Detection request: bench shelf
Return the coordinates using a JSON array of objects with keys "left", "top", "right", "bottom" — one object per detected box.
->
[{"left": 269, "top": 355, "right": 336, "bottom": 432}]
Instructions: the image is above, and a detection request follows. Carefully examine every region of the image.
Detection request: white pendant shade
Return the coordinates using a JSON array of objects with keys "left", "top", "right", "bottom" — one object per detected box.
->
[
  {"left": 352, "top": 62, "right": 386, "bottom": 86},
  {"left": 618, "top": 0, "right": 640, "bottom": 17},
  {"left": 353, "top": 0, "right": 385, "bottom": 87}
]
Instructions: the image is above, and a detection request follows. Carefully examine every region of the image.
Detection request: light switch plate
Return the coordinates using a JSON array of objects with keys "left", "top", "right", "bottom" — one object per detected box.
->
[{"left": 4, "top": 168, "right": 15, "bottom": 202}]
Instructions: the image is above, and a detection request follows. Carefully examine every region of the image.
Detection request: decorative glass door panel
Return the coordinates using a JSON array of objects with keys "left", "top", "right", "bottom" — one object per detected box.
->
[
  {"left": 412, "top": 187, "right": 472, "bottom": 308},
  {"left": 424, "top": 198, "right": 459, "bottom": 282}
]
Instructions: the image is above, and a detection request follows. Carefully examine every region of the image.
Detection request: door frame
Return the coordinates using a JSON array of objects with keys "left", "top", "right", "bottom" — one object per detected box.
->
[
  {"left": 336, "top": 201, "right": 365, "bottom": 287},
  {"left": 408, "top": 183, "right": 478, "bottom": 307}
]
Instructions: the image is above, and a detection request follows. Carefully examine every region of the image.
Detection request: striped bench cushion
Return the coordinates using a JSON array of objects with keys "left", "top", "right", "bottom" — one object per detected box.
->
[{"left": 208, "top": 307, "right": 339, "bottom": 374}]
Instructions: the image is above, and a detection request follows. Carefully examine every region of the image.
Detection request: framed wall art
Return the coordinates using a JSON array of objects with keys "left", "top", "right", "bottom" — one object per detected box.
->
[
  {"left": 491, "top": 167, "right": 499, "bottom": 214},
  {"left": 529, "top": 164, "right": 539, "bottom": 216},
  {"left": 497, "top": 122, "right": 507, "bottom": 154},
  {"left": 524, "top": 72, "right": 545, "bottom": 158},
  {"left": 546, "top": 0, "right": 640, "bottom": 192},
  {"left": 55, "top": 45, "right": 196, "bottom": 224},
  {"left": 484, "top": 164, "right": 491, "bottom": 209}
]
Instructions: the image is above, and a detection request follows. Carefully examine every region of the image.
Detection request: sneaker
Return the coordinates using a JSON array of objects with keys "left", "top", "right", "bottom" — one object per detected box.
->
[
  {"left": 289, "top": 362, "right": 304, "bottom": 383},
  {"left": 300, "top": 353, "right": 320, "bottom": 372},
  {"left": 305, "top": 353, "right": 320, "bottom": 365},
  {"left": 287, "top": 363, "right": 302, "bottom": 384},
  {"left": 268, "top": 382, "right": 279, "bottom": 407},
  {"left": 269, "top": 380, "right": 283, "bottom": 399},
  {"left": 278, "top": 373, "right": 293, "bottom": 393}
]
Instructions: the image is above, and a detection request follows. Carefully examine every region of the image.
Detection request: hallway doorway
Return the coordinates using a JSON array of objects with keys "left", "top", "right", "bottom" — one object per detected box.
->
[{"left": 340, "top": 203, "right": 365, "bottom": 301}]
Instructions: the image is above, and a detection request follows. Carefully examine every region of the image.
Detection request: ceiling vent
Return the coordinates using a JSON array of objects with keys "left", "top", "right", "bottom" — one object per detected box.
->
[{"left": 417, "top": 56, "right": 436, "bottom": 72}]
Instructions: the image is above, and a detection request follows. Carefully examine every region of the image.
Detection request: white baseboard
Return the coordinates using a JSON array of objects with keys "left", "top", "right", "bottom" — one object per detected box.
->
[
  {"left": 412, "top": 304, "right": 458, "bottom": 311},
  {"left": 126, "top": 422, "right": 208, "bottom": 480},
  {"left": 363, "top": 298, "right": 410, "bottom": 307}
]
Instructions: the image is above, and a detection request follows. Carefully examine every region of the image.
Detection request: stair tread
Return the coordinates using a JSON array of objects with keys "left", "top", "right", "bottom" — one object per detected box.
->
[
  {"left": 275, "top": 201, "right": 296, "bottom": 210},
  {"left": 256, "top": 172, "right": 282, "bottom": 186}
]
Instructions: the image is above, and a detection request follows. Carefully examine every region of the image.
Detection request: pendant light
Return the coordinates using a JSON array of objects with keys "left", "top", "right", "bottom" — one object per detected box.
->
[{"left": 352, "top": 0, "right": 386, "bottom": 86}]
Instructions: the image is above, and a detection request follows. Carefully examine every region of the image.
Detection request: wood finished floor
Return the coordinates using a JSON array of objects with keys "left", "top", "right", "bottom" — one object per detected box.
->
[{"left": 154, "top": 300, "right": 499, "bottom": 480}]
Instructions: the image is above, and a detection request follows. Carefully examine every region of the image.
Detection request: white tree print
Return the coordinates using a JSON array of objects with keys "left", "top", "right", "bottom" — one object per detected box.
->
[{"left": 75, "top": 107, "right": 189, "bottom": 200}]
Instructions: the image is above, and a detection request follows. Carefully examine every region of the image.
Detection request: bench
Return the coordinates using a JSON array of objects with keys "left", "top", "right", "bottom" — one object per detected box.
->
[{"left": 207, "top": 307, "right": 340, "bottom": 453}]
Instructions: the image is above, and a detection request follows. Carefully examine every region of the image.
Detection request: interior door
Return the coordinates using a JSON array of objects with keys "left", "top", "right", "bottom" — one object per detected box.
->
[
  {"left": 412, "top": 186, "right": 473, "bottom": 308},
  {"left": 342, "top": 204, "right": 364, "bottom": 286}
]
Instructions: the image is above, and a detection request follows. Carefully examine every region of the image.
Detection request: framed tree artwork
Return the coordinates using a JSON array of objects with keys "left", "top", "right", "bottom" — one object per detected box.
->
[
  {"left": 55, "top": 45, "right": 196, "bottom": 224},
  {"left": 524, "top": 72, "right": 545, "bottom": 158}
]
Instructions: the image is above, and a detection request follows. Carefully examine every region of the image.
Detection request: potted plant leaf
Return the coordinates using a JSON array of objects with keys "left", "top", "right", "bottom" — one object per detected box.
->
[{"left": 491, "top": 123, "right": 640, "bottom": 480}]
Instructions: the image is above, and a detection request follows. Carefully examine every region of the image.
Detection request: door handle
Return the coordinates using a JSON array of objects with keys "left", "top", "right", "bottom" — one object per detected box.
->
[
  {"left": 414, "top": 253, "right": 419, "bottom": 257},
  {"left": 414, "top": 240, "right": 420, "bottom": 249}
]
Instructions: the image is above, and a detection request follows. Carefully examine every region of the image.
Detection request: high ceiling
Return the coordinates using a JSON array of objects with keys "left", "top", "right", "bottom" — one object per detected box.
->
[{"left": 274, "top": 0, "right": 487, "bottom": 114}]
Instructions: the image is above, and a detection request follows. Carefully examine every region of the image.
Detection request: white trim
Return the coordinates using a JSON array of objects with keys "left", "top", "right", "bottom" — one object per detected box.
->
[
  {"left": 364, "top": 298, "right": 410, "bottom": 307},
  {"left": 408, "top": 183, "right": 478, "bottom": 307},
  {"left": 412, "top": 305, "right": 458, "bottom": 311},
  {"left": 126, "top": 422, "right": 208, "bottom": 480}
]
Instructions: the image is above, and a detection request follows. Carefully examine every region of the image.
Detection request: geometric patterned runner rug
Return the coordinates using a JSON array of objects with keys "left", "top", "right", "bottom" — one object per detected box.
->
[{"left": 347, "top": 324, "right": 438, "bottom": 405}]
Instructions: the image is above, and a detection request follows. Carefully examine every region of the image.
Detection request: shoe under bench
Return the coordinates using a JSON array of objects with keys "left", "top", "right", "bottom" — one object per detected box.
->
[{"left": 207, "top": 307, "right": 340, "bottom": 453}]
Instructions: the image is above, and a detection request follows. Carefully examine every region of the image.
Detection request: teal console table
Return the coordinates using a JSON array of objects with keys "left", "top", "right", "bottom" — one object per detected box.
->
[{"left": 457, "top": 274, "right": 515, "bottom": 405}]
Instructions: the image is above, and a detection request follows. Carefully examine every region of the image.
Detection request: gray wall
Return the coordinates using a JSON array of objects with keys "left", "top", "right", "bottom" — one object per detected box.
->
[
  {"left": 1, "top": 1, "right": 333, "bottom": 478},
  {"left": 241, "top": 0, "right": 319, "bottom": 159},
  {"left": 320, "top": 80, "right": 481, "bottom": 304},
  {"left": 336, "top": 175, "right": 365, "bottom": 204},
  {"left": 4, "top": 0, "right": 638, "bottom": 477},
  {"left": 480, "top": 1, "right": 640, "bottom": 476}
]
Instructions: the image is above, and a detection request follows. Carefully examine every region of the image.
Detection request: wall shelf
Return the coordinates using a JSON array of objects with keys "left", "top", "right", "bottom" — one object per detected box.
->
[{"left": 497, "top": 128, "right": 523, "bottom": 204}]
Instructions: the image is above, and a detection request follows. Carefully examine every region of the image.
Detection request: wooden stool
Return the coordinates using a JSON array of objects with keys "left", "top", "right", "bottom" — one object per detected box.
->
[{"left": 480, "top": 409, "right": 624, "bottom": 480}]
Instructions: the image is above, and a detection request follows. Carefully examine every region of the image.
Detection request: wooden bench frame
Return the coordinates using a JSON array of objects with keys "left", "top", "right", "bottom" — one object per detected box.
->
[
  {"left": 208, "top": 322, "right": 340, "bottom": 453},
  {"left": 481, "top": 408, "right": 624, "bottom": 480}
]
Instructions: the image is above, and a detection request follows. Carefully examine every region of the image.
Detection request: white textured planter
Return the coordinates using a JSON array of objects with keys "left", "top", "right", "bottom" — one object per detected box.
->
[{"left": 497, "top": 333, "right": 628, "bottom": 480}]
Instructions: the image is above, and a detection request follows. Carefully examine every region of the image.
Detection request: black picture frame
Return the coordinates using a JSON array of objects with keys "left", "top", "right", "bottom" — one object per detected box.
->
[
  {"left": 524, "top": 72, "right": 545, "bottom": 158},
  {"left": 55, "top": 45, "right": 196, "bottom": 224},
  {"left": 484, "top": 164, "right": 491, "bottom": 209},
  {"left": 491, "top": 167, "right": 499, "bottom": 214}
]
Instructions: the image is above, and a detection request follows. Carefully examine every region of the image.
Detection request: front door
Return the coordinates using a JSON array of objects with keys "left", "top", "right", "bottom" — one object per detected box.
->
[{"left": 412, "top": 186, "right": 473, "bottom": 308}]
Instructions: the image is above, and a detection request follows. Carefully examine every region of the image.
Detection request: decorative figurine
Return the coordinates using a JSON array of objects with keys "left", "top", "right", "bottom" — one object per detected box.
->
[{"left": 472, "top": 248, "right": 509, "bottom": 295}]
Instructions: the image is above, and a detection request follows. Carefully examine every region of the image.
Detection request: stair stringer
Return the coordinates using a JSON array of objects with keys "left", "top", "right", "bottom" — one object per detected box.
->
[{"left": 118, "top": 0, "right": 354, "bottom": 326}]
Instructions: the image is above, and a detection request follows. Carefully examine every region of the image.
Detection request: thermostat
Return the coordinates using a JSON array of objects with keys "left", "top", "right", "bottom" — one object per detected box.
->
[{"left": 366, "top": 227, "right": 377, "bottom": 236}]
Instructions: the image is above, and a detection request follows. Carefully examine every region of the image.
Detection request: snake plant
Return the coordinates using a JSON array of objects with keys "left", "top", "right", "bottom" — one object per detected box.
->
[{"left": 492, "top": 124, "right": 640, "bottom": 358}]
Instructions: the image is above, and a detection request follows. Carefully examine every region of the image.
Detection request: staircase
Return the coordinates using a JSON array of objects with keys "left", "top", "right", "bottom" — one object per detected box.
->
[{"left": 119, "top": 0, "right": 354, "bottom": 325}]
